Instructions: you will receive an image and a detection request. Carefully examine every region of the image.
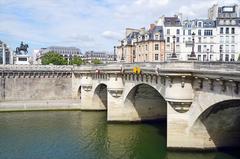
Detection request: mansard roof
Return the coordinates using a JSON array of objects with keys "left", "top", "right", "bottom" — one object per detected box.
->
[
  {"left": 183, "top": 19, "right": 216, "bottom": 28},
  {"left": 164, "top": 17, "right": 182, "bottom": 27}
]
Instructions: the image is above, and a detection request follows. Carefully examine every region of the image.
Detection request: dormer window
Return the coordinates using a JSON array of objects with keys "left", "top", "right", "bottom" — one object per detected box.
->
[
  {"left": 198, "top": 22, "right": 202, "bottom": 27},
  {"left": 155, "top": 35, "right": 159, "bottom": 40}
]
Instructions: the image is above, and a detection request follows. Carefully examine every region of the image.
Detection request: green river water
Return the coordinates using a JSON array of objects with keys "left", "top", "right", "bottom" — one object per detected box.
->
[{"left": 0, "top": 111, "right": 239, "bottom": 159}]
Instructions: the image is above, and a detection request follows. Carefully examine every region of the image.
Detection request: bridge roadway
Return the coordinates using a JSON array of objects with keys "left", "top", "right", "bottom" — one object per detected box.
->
[{"left": 0, "top": 61, "right": 240, "bottom": 150}]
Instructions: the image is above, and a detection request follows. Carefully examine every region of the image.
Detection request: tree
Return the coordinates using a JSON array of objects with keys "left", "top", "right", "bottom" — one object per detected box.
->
[
  {"left": 92, "top": 59, "right": 102, "bottom": 65},
  {"left": 238, "top": 55, "right": 240, "bottom": 61},
  {"left": 41, "top": 52, "right": 68, "bottom": 65},
  {"left": 69, "top": 56, "right": 84, "bottom": 65}
]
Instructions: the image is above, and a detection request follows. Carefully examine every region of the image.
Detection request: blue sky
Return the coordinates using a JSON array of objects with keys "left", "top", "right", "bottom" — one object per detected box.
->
[{"left": 0, "top": 0, "right": 239, "bottom": 54}]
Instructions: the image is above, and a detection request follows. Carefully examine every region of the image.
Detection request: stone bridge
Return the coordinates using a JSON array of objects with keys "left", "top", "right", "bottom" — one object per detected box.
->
[{"left": 0, "top": 62, "right": 240, "bottom": 150}]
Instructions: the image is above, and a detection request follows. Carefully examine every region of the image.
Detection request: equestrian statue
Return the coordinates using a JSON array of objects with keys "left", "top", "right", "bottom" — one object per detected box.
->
[{"left": 16, "top": 41, "right": 29, "bottom": 55}]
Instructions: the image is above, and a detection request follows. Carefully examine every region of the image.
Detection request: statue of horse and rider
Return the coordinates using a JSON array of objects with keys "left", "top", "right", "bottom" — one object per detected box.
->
[{"left": 16, "top": 41, "right": 29, "bottom": 55}]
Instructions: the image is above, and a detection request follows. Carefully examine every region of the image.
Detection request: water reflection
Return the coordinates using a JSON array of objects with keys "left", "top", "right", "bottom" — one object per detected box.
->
[{"left": 0, "top": 111, "right": 239, "bottom": 159}]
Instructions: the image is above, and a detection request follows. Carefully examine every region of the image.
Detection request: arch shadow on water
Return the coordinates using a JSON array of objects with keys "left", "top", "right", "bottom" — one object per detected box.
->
[
  {"left": 122, "top": 83, "right": 168, "bottom": 158},
  {"left": 124, "top": 83, "right": 167, "bottom": 121},
  {"left": 93, "top": 84, "right": 108, "bottom": 109},
  {"left": 191, "top": 99, "right": 240, "bottom": 158}
]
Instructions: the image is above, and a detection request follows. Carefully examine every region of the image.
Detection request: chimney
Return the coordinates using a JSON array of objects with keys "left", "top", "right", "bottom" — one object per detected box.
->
[{"left": 149, "top": 24, "right": 156, "bottom": 30}]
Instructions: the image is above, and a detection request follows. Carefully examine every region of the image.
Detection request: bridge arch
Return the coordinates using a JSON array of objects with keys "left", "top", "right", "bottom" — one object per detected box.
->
[
  {"left": 191, "top": 99, "right": 240, "bottom": 148},
  {"left": 124, "top": 83, "right": 167, "bottom": 121},
  {"left": 93, "top": 83, "right": 108, "bottom": 110}
]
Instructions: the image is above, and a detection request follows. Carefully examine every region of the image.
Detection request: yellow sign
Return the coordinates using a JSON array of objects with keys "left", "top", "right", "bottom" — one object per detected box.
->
[{"left": 133, "top": 67, "right": 141, "bottom": 74}]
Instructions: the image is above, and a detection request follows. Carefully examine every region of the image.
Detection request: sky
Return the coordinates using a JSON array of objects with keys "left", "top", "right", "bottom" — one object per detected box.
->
[{"left": 0, "top": 0, "right": 239, "bottom": 54}]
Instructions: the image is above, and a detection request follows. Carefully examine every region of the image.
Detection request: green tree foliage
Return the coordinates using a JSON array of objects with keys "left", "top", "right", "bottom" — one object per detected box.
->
[
  {"left": 92, "top": 59, "right": 102, "bottom": 65},
  {"left": 41, "top": 52, "right": 68, "bottom": 65},
  {"left": 69, "top": 56, "right": 84, "bottom": 65}
]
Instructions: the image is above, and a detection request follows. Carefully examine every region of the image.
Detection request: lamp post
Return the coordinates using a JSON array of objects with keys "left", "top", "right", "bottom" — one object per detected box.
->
[
  {"left": 121, "top": 40, "right": 124, "bottom": 61},
  {"left": 170, "top": 35, "right": 178, "bottom": 60},
  {"left": 188, "top": 32, "right": 197, "bottom": 60},
  {"left": 113, "top": 46, "right": 116, "bottom": 61},
  {"left": 207, "top": 49, "right": 209, "bottom": 61}
]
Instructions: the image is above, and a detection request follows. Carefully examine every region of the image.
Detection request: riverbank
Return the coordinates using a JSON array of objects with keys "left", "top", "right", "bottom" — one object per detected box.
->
[{"left": 0, "top": 99, "right": 81, "bottom": 112}]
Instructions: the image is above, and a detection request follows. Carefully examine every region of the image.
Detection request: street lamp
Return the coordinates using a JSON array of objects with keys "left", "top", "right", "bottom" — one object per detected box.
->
[
  {"left": 188, "top": 32, "right": 197, "bottom": 60},
  {"left": 171, "top": 35, "right": 177, "bottom": 59},
  {"left": 207, "top": 49, "right": 209, "bottom": 61},
  {"left": 121, "top": 40, "right": 124, "bottom": 61},
  {"left": 113, "top": 46, "right": 116, "bottom": 61}
]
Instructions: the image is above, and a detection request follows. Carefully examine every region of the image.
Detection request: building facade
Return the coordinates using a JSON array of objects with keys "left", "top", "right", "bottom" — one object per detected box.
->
[
  {"left": 117, "top": 4, "right": 240, "bottom": 63},
  {"left": 156, "top": 15, "right": 185, "bottom": 60},
  {"left": 182, "top": 19, "right": 219, "bottom": 61},
  {"left": 0, "top": 41, "right": 13, "bottom": 65},
  {"left": 84, "top": 51, "right": 116, "bottom": 63},
  {"left": 213, "top": 5, "right": 240, "bottom": 61},
  {"left": 36, "top": 46, "right": 82, "bottom": 64},
  {"left": 116, "top": 25, "right": 165, "bottom": 63}
]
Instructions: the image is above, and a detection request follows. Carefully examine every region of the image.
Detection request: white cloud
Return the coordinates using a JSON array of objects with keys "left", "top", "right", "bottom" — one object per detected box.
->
[{"left": 102, "top": 31, "right": 123, "bottom": 40}]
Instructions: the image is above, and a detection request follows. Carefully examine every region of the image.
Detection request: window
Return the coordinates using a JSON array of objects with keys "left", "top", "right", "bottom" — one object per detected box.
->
[
  {"left": 226, "top": 36, "right": 229, "bottom": 43},
  {"left": 225, "top": 45, "right": 229, "bottom": 53},
  {"left": 231, "top": 36, "right": 235, "bottom": 43},
  {"left": 230, "top": 54, "right": 235, "bottom": 61},
  {"left": 210, "top": 55, "right": 213, "bottom": 61},
  {"left": 226, "top": 28, "right": 229, "bottom": 34},
  {"left": 198, "top": 37, "right": 202, "bottom": 43},
  {"left": 210, "top": 45, "right": 213, "bottom": 52},
  {"left": 155, "top": 44, "right": 159, "bottom": 50},
  {"left": 203, "top": 55, "right": 207, "bottom": 61},
  {"left": 167, "top": 37, "right": 170, "bottom": 43},
  {"left": 198, "top": 30, "right": 201, "bottom": 36},
  {"left": 231, "top": 45, "right": 235, "bottom": 53},
  {"left": 220, "top": 28, "right": 224, "bottom": 34},
  {"left": 231, "top": 28, "right": 235, "bottom": 34},
  {"left": 198, "top": 22, "right": 202, "bottom": 27},
  {"left": 220, "top": 54, "right": 223, "bottom": 61},
  {"left": 183, "top": 30, "right": 185, "bottom": 35},
  {"left": 220, "top": 36, "right": 224, "bottom": 43},
  {"left": 219, "top": 45, "right": 223, "bottom": 53},
  {"left": 203, "top": 45, "right": 207, "bottom": 52},
  {"left": 176, "top": 37, "right": 180, "bottom": 43},
  {"left": 167, "top": 29, "right": 170, "bottom": 35},
  {"left": 198, "top": 45, "right": 201, "bottom": 52},
  {"left": 176, "top": 29, "right": 180, "bottom": 35},
  {"left": 176, "top": 45, "right": 180, "bottom": 51},
  {"left": 204, "top": 30, "right": 213, "bottom": 36},
  {"left": 145, "top": 45, "right": 148, "bottom": 51},
  {"left": 198, "top": 55, "right": 201, "bottom": 61},
  {"left": 188, "top": 30, "right": 191, "bottom": 35},
  {"left": 155, "top": 54, "right": 159, "bottom": 60},
  {"left": 225, "top": 54, "right": 229, "bottom": 62}
]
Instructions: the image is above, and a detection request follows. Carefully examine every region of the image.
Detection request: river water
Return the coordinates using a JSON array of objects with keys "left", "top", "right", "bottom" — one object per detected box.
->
[{"left": 0, "top": 111, "right": 239, "bottom": 159}]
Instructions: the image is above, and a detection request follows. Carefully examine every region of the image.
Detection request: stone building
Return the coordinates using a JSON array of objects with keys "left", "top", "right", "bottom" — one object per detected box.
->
[
  {"left": 83, "top": 51, "right": 116, "bottom": 63},
  {"left": 182, "top": 19, "right": 218, "bottom": 61},
  {"left": 211, "top": 4, "right": 240, "bottom": 61},
  {"left": 0, "top": 40, "right": 13, "bottom": 65},
  {"left": 116, "top": 4, "right": 240, "bottom": 63},
  {"left": 156, "top": 15, "right": 184, "bottom": 60},
  {"left": 116, "top": 25, "right": 165, "bottom": 63},
  {"left": 36, "top": 46, "right": 82, "bottom": 64}
]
